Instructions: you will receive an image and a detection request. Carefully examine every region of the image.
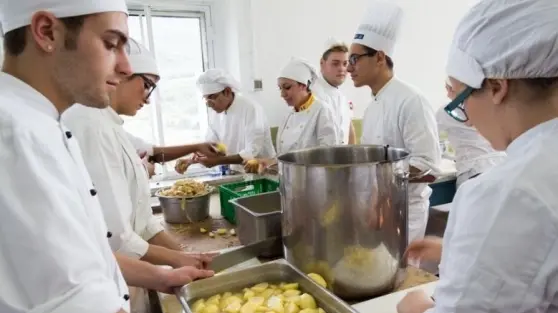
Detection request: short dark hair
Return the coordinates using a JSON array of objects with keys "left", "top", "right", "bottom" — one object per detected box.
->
[
  {"left": 363, "top": 46, "right": 394, "bottom": 70},
  {"left": 3, "top": 15, "right": 86, "bottom": 56},
  {"left": 322, "top": 44, "right": 349, "bottom": 61}
]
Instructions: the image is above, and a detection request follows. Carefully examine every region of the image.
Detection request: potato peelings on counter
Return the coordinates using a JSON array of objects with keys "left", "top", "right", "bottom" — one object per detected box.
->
[{"left": 191, "top": 281, "right": 328, "bottom": 313}]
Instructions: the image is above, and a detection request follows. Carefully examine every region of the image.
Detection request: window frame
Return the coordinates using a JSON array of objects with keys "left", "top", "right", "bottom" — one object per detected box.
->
[{"left": 126, "top": 5, "right": 215, "bottom": 180}]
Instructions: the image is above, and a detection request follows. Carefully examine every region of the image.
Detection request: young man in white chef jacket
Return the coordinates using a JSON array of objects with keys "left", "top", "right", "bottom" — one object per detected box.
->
[
  {"left": 312, "top": 39, "right": 357, "bottom": 145},
  {"left": 0, "top": 2, "right": 213, "bottom": 312},
  {"left": 348, "top": 0, "right": 441, "bottom": 244},
  {"left": 63, "top": 39, "right": 217, "bottom": 272},
  {"left": 175, "top": 68, "right": 276, "bottom": 173},
  {"left": 398, "top": 1, "right": 558, "bottom": 312}
]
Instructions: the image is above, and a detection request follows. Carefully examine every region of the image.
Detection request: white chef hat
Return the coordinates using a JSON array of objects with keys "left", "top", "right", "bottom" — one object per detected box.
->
[
  {"left": 352, "top": 0, "right": 403, "bottom": 57},
  {"left": 196, "top": 68, "right": 241, "bottom": 96},
  {"left": 323, "top": 37, "right": 346, "bottom": 51},
  {"left": 447, "top": 0, "right": 558, "bottom": 89},
  {"left": 128, "top": 38, "right": 159, "bottom": 77},
  {"left": 279, "top": 57, "right": 319, "bottom": 86},
  {"left": 0, "top": 0, "right": 128, "bottom": 35}
]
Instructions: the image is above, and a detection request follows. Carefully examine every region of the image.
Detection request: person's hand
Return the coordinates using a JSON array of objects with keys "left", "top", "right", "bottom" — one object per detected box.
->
[
  {"left": 175, "top": 158, "right": 192, "bottom": 174},
  {"left": 243, "top": 158, "right": 277, "bottom": 174},
  {"left": 139, "top": 151, "right": 156, "bottom": 178},
  {"left": 396, "top": 290, "right": 434, "bottom": 313},
  {"left": 404, "top": 236, "right": 443, "bottom": 263},
  {"left": 195, "top": 142, "right": 223, "bottom": 158},
  {"left": 156, "top": 266, "right": 215, "bottom": 294},
  {"left": 174, "top": 252, "right": 218, "bottom": 269},
  {"left": 145, "top": 161, "right": 156, "bottom": 178}
]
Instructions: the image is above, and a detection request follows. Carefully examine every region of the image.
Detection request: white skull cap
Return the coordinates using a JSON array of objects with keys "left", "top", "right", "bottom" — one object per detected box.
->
[
  {"left": 279, "top": 57, "right": 319, "bottom": 85},
  {"left": 0, "top": 0, "right": 128, "bottom": 35},
  {"left": 447, "top": 0, "right": 558, "bottom": 88},
  {"left": 196, "top": 68, "right": 241, "bottom": 96},
  {"left": 128, "top": 38, "right": 159, "bottom": 77}
]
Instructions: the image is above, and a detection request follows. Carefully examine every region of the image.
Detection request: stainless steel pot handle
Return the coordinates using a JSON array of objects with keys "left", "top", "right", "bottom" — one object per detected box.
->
[{"left": 174, "top": 287, "right": 194, "bottom": 313}]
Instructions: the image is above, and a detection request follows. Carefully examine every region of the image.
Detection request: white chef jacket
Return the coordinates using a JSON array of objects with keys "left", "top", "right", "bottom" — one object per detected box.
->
[
  {"left": 360, "top": 77, "right": 441, "bottom": 243},
  {"left": 312, "top": 76, "right": 353, "bottom": 144},
  {"left": 127, "top": 132, "right": 154, "bottom": 157},
  {"left": 0, "top": 73, "right": 129, "bottom": 312},
  {"left": 436, "top": 107, "right": 506, "bottom": 187},
  {"left": 62, "top": 105, "right": 165, "bottom": 259},
  {"left": 428, "top": 118, "right": 558, "bottom": 313},
  {"left": 206, "top": 94, "right": 276, "bottom": 170},
  {"left": 276, "top": 96, "right": 339, "bottom": 155}
]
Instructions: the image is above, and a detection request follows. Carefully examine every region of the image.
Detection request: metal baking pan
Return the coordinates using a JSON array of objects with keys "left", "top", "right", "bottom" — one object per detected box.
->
[{"left": 175, "top": 259, "right": 358, "bottom": 313}]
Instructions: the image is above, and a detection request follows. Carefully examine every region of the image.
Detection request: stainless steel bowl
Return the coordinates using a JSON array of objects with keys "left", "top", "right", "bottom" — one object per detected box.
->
[{"left": 156, "top": 188, "right": 214, "bottom": 224}]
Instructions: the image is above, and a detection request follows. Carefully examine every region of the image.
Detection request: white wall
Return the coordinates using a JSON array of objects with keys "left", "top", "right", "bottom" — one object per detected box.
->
[{"left": 211, "top": 0, "right": 479, "bottom": 126}]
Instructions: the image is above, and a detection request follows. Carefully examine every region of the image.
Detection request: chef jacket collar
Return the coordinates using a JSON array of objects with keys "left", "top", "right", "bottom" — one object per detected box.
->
[
  {"left": 372, "top": 76, "right": 396, "bottom": 101},
  {"left": 105, "top": 106, "right": 124, "bottom": 125},
  {"left": 223, "top": 93, "right": 239, "bottom": 115},
  {"left": 320, "top": 74, "right": 339, "bottom": 90},
  {"left": 0, "top": 72, "right": 60, "bottom": 120},
  {"left": 506, "top": 117, "right": 558, "bottom": 157}
]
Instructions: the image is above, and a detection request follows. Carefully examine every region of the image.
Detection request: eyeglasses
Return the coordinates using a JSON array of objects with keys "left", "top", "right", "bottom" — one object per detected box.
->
[
  {"left": 348, "top": 52, "right": 376, "bottom": 65},
  {"left": 444, "top": 86, "right": 474, "bottom": 122},
  {"left": 137, "top": 74, "right": 157, "bottom": 99}
]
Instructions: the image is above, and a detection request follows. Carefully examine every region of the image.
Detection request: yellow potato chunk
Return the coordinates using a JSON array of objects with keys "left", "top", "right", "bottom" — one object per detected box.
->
[
  {"left": 206, "top": 295, "right": 221, "bottom": 305},
  {"left": 299, "top": 294, "right": 316, "bottom": 310},
  {"left": 281, "top": 283, "right": 299, "bottom": 290},
  {"left": 224, "top": 301, "right": 242, "bottom": 313},
  {"left": 299, "top": 309, "right": 318, "bottom": 313},
  {"left": 307, "top": 273, "right": 327, "bottom": 288},
  {"left": 317, "top": 308, "right": 326, "bottom": 313},
  {"left": 282, "top": 289, "right": 301, "bottom": 297},
  {"left": 244, "top": 290, "right": 256, "bottom": 300},
  {"left": 260, "top": 289, "right": 275, "bottom": 299},
  {"left": 192, "top": 301, "right": 206, "bottom": 313},
  {"left": 216, "top": 143, "right": 227, "bottom": 154},
  {"left": 285, "top": 301, "right": 300, "bottom": 313},
  {"left": 202, "top": 303, "right": 219, "bottom": 313},
  {"left": 251, "top": 282, "right": 269, "bottom": 293}
]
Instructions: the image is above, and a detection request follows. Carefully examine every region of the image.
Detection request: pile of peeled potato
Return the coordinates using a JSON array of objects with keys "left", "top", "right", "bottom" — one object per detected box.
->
[{"left": 191, "top": 275, "right": 329, "bottom": 313}]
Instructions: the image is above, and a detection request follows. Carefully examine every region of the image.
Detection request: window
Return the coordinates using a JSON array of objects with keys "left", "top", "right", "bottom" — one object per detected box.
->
[{"left": 123, "top": 7, "right": 212, "bottom": 177}]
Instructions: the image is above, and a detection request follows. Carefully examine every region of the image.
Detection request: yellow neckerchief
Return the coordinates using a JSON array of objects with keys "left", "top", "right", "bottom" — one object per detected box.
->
[{"left": 296, "top": 94, "right": 315, "bottom": 112}]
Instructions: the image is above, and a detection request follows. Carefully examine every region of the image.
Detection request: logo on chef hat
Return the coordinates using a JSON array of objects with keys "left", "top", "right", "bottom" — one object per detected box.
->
[{"left": 354, "top": 34, "right": 365, "bottom": 40}]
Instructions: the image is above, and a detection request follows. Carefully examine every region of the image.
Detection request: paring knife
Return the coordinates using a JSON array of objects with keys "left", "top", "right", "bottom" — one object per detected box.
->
[{"left": 208, "top": 236, "right": 282, "bottom": 273}]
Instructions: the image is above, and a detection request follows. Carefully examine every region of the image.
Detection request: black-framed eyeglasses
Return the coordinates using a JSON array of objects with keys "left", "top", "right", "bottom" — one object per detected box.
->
[
  {"left": 444, "top": 86, "right": 474, "bottom": 122},
  {"left": 349, "top": 52, "right": 376, "bottom": 65},
  {"left": 137, "top": 74, "right": 157, "bottom": 99}
]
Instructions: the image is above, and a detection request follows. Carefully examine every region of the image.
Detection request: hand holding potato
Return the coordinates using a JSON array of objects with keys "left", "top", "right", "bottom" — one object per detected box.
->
[
  {"left": 243, "top": 158, "right": 278, "bottom": 174},
  {"left": 175, "top": 158, "right": 192, "bottom": 174}
]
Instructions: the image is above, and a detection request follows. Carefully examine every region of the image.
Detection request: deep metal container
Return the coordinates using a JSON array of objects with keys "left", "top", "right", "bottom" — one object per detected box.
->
[
  {"left": 277, "top": 145, "right": 410, "bottom": 300},
  {"left": 175, "top": 259, "right": 358, "bottom": 313},
  {"left": 229, "top": 191, "right": 283, "bottom": 257},
  {"left": 156, "top": 191, "right": 211, "bottom": 224}
]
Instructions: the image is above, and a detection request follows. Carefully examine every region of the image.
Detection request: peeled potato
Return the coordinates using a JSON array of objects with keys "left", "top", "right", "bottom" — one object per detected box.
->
[
  {"left": 192, "top": 281, "right": 327, "bottom": 313},
  {"left": 299, "top": 294, "right": 316, "bottom": 310},
  {"left": 307, "top": 273, "right": 327, "bottom": 288},
  {"left": 216, "top": 143, "right": 227, "bottom": 154}
]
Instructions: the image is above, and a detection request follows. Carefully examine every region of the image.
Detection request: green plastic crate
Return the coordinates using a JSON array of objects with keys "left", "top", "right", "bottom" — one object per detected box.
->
[{"left": 218, "top": 178, "right": 280, "bottom": 224}]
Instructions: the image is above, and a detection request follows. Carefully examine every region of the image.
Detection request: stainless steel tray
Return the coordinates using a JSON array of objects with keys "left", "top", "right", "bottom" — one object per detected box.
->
[
  {"left": 175, "top": 259, "right": 358, "bottom": 313},
  {"left": 230, "top": 191, "right": 282, "bottom": 257}
]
